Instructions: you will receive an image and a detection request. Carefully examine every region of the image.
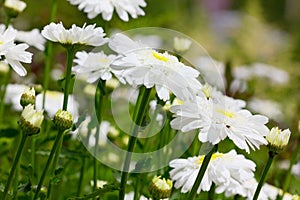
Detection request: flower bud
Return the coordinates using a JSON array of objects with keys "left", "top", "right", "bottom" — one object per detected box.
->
[
  {"left": 20, "top": 87, "right": 35, "bottom": 108},
  {"left": 53, "top": 109, "right": 73, "bottom": 131},
  {"left": 4, "top": 0, "right": 27, "bottom": 18},
  {"left": 19, "top": 104, "right": 44, "bottom": 136},
  {"left": 266, "top": 127, "right": 291, "bottom": 153},
  {"left": 173, "top": 37, "right": 192, "bottom": 53},
  {"left": 149, "top": 176, "right": 172, "bottom": 199}
]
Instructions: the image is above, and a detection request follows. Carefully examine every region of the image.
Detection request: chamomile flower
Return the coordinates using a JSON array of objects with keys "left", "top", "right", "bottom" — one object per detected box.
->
[
  {"left": 67, "top": 0, "right": 147, "bottom": 21},
  {"left": 41, "top": 22, "right": 108, "bottom": 46},
  {"left": 73, "top": 51, "right": 117, "bottom": 83},
  {"left": 5, "top": 84, "right": 29, "bottom": 111},
  {"left": 0, "top": 25, "right": 32, "bottom": 76},
  {"left": 266, "top": 127, "right": 291, "bottom": 153},
  {"left": 109, "top": 33, "right": 202, "bottom": 101},
  {"left": 169, "top": 150, "right": 256, "bottom": 196},
  {"left": 170, "top": 88, "right": 269, "bottom": 153}
]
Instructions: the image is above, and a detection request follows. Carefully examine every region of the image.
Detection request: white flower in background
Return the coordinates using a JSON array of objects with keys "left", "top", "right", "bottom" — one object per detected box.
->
[
  {"left": 248, "top": 98, "right": 283, "bottom": 121},
  {"left": 15, "top": 28, "right": 46, "bottom": 51},
  {"left": 0, "top": 62, "right": 9, "bottom": 74},
  {"left": 4, "top": 84, "right": 29, "bottom": 111},
  {"left": 169, "top": 150, "right": 255, "bottom": 196},
  {"left": 251, "top": 63, "right": 289, "bottom": 84},
  {"left": 0, "top": 25, "right": 32, "bottom": 76},
  {"left": 109, "top": 33, "right": 202, "bottom": 101},
  {"left": 278, "top": 160, "right": 300, "bottom": 176},
  {"left": 35, "top": 91, "right": 79, "bottom": 122},
  {"left": 266, "top": 127, "right": 291, "bottom": 153},
  {"left": 90, "top": 180, "right": 107, "bottom": 189},
  {"left": 170, "top": 88, "right": 269, "bottom": 153},
  {"left": 67, "top": 0, "right": 147, "bottom": 21},
  {"left": 4, "top": 0, "right": 26, "bottom": 13},
  {"left": 73, "top": 51, "right": 117, "bottom": 83},
  {"left": 133, "top": 34, "right": 162, "bottom": 49},
  {"left": 125, "top": 191, "right": 150, "bottom": 200},
  {"left": 194, "top": 56, "right": 225, "bottom": 90},
  {"left": 41, "top": 22, "right": 108, "bottom": 46},
  {"left": 173, "top": 37, "right": 192, "bottom": 53}
]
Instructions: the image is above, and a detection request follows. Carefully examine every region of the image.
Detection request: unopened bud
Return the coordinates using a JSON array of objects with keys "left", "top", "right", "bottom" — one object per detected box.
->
[
  {"left": 4, "top": 0, "right": 27, "bottom": 18},
  {"left": 266, "top": 127, "right": 291, "bottom": 153},
  {"left": 149, "top": 176, "right": 172, "bottom": 199},
  {"left": 173, "top": 37, "right": 192, "bottom": 54},
  {"left": 20, "top": 87, "right": 35, "bottom": 108},
  {"left": 19, "top": 104, "right": 44, "bottom": 136},
  {"left": 53, "top": 109, "right": 73, "bottom": 131}
]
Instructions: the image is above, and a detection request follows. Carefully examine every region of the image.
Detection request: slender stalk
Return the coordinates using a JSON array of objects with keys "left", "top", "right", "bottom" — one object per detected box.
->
[
  {"left": 187, "top": 144, "right": 218, "bottom": 200},
  {"left": 31, "top": 137, "right": 36, "bottom": 178},
  {"left": 77, "top": 157, "right": 86, "bottom": 196},
  {"left": 253, "top": 151, "right": 276, "bottom": 200},
  {"left": 63, "top": 46, "right": 75, "bottom": 111},
  {"left": 208, "top": 182, "right": 215, "bottom": 200},
  {"left": 42, "top": 0, "right": 58, "bottom": 108},
  {"left": 2, "top": 132, "right": 28, "bottom": 200},
  {"left": 33, "top": 130, "right": 64, "bottom": 200},
  {"left": 0, "top": 68, "right": 12, "bottom": 123},
  {"left": 93, "top": 79, "right": 106, "bottom": 194},
  {"left": 118, "top": 86, "right": 152, "bottom": 200}
]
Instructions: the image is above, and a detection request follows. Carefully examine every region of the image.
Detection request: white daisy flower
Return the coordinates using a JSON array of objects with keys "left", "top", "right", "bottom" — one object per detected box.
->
[
  {"left": 35, "top": 91, "right": 79, "bottom": 122},
  {"left": 15, "top": 28, "right": 46, "bottom": 51},
  {"left": 169, "top": 150, "right": 256, "bottom": 196},
  {"left": 170, "top": 88, "right": 269, "bottom": 153},
  {"left": 109, "top": 33, "right": 202, "bottom": 101},
  {"left": 41, "top": 22, "right": 108, "bottom": 46},
  {"left": 73, "top": 51, "right": 117, "bottom": 83},
  {"left": 4, "top": 0, "right": 26, "bottom": 14},
  {"left": 67, "top": 0, "right": 147, "bottom": 21},
  {"left": 0, "top": 25, "right": 32, "bottom": 76},
  {"left": 248, "top": 98, "right": 283, "bottom": 121},
  {"left": 173, "top": 37, "right": 192, "bottom": 53}
]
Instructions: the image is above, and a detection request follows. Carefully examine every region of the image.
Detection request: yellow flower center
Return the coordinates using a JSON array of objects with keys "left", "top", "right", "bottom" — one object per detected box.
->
[
  {"left": 216, "top": 109, "right": 235, "bottom": 118},
  {"left": 152, "top": 51, "right": 168, "bottom": 62},
  {"left": 100, "top": 58, "right": 108, "bottom": 63},
  {"left": 196, "top": 152, "right": 223, "bottom": 165}
]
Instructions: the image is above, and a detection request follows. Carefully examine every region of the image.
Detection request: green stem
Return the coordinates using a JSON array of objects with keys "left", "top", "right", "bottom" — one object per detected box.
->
[
  {"left": 42, "top": 0, "right": 57, "bottom": 108},
  {"left": 93, "top": 80, "right": 106, "bottom": 194},
  {"left": 0, "top": 68, "right": 12, "bottom": 123},
  {"left": 77, "top": 157, "right": 86, "bottom": 196},
  {"left": 253, "top": 151, "right": 276, "bottom": 200},
  {"left": 63, "top": 46, "right": 75, "bottom": 111},
  {"left": 31, "top": 137, "right": 36, "bottom": 179},
  {"left": 187, "top": 144, "right": 218, "bottom": 200},
  {"left": 281, "top": 139, "right": 300, "bottom": 199},
  {"left": 2, "top": 132, "right": 28, "bottom": 200},
  {"left": 33, "top": 130, "right": 64, "bottom": 200},
  {"left": 208, "top": 182, "right": 215, "bottom": 200},
  {"left": 118, "top": 86, "right": 152, "bottom": 200}
]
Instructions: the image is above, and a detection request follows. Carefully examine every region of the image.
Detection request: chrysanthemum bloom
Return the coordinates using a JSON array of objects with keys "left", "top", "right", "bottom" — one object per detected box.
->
[
  {"left": 173, "top": 37, "right": 192, "bottom": 53},
  {"left": 149, "top": 176, "right": 172, "bottom": 199},
  {"left": 73, "top": 51, "right": 117, "bottom": 82},
  {"left": 169, "top": 150, "right": 256, "bottom": 196},
  {"left": 109, "top": 33, "right": 202, "bottom": 101},
  {"left": 19, "top": 104, "right": 44, "bottom": 135},
  {"left": 4, "top": 0, "right": 26, "bottom": 17},
  {"left": 41, "top": 22, "right": 108, "bottom": 46},
  {"left": 67, "top": 0, "right": 147, "bottom": 21},
  {"left": 0, "top": 26, "right": 32, "bottom": 76},
  {"left": 20, "top": 87, "right": 35, "bottom": 108},
  {"left": 266, "top": 127, "right": 291, "bottom": 153},
  {"left": 170, "top": 86, "right": 269, "bottom": 153}
]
